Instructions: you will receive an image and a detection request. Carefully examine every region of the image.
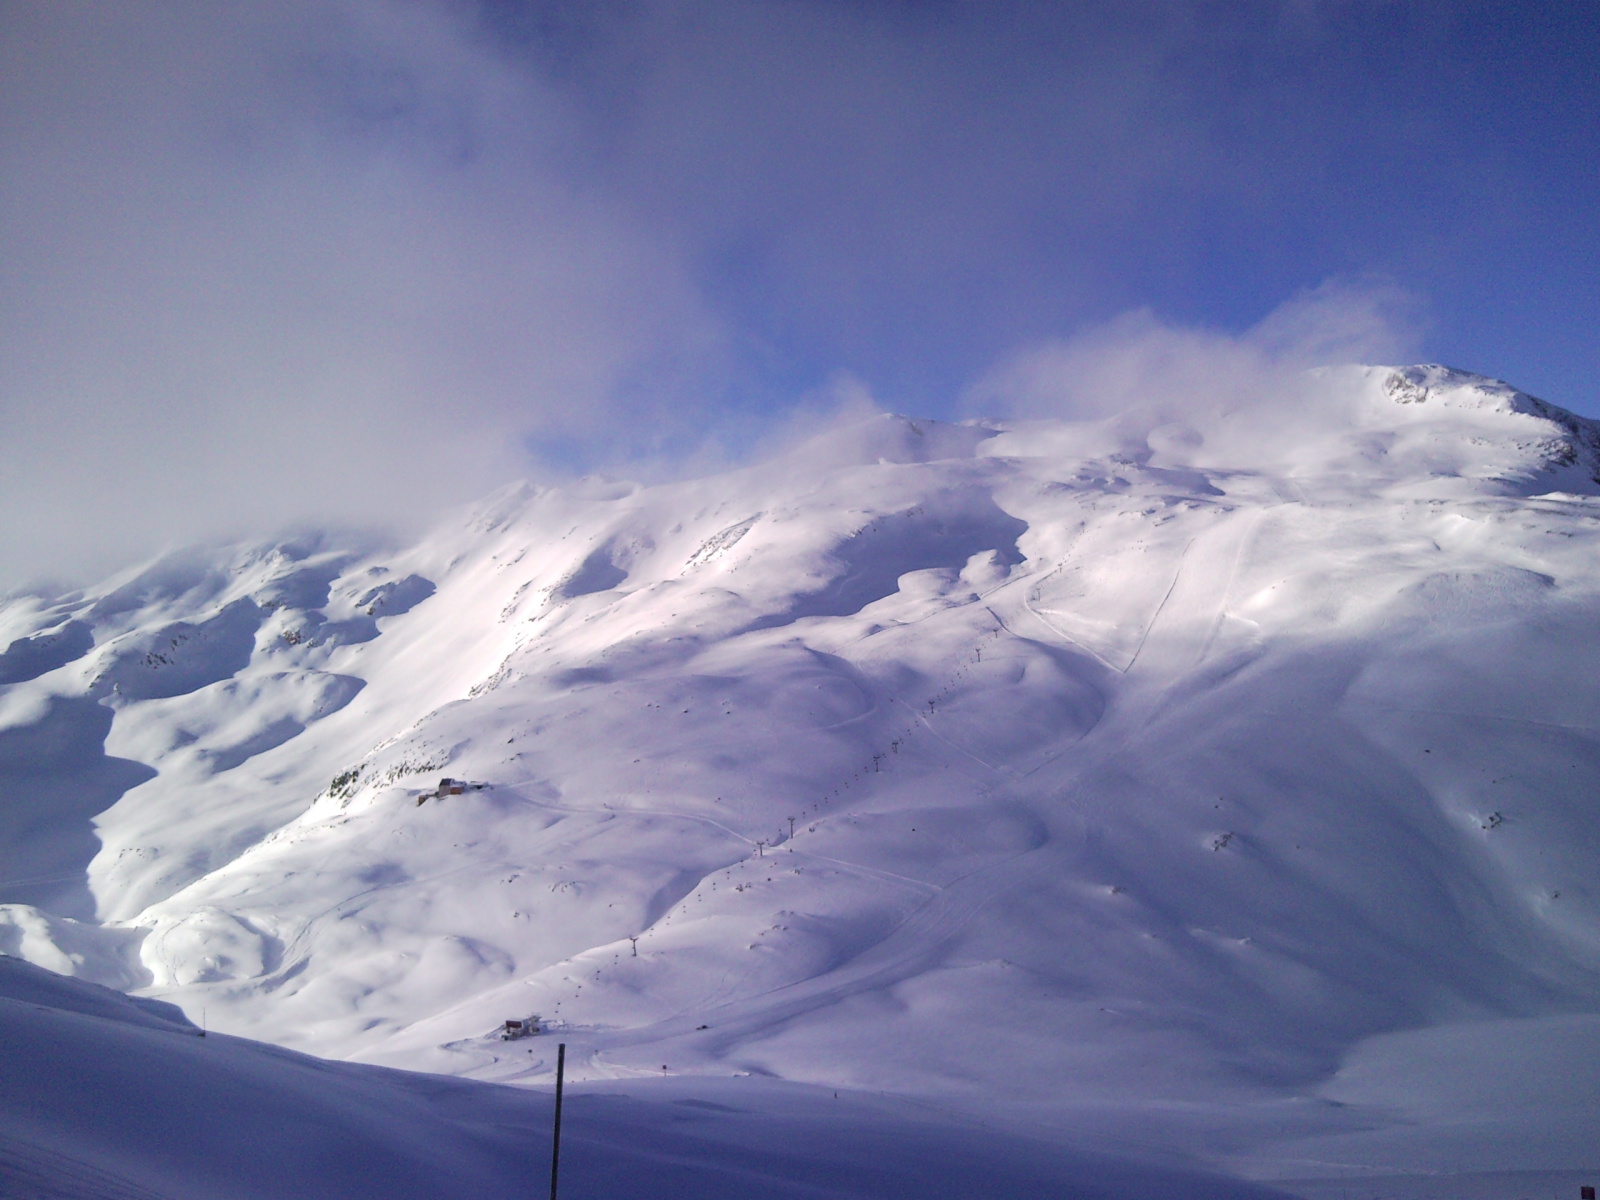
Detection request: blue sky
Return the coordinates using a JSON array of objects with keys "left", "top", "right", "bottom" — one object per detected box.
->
[
  {"left": 551, "top": 1, "right": 1596, "bottom": 420},
  {"left": 1, "top": 1, "right": 1596, "bottom": 583}
]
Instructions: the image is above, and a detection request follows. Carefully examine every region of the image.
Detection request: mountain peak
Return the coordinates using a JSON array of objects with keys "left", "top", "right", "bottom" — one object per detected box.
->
[
  {"left": 4, "top": 360, "right": 1600, "bottom": 1183},
  {"left": 1367, "top": 364, "right": 1600, "bottom": 495}
]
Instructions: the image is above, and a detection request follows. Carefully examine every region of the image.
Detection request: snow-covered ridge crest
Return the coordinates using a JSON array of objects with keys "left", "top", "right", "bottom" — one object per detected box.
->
[
  {"left": 1374, "top": 362, "right": 1600, "bottom": 492},
  {"left": 2, "top": 363, "right": 1600, "bottom": 1178},
  {"left": 979, "top": 362, "right": 1600, "bottom": 499}
]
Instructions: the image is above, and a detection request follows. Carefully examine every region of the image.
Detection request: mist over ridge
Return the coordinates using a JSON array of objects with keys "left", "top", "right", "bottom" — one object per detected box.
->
[{"left": 5, "top": 1, "right": 1598, "bottom": 590}]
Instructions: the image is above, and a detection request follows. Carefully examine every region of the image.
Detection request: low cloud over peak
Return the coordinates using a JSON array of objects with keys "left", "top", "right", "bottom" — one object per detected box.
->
[{"left": 3, "top": 2, "right": 1594, "bottom": 588}]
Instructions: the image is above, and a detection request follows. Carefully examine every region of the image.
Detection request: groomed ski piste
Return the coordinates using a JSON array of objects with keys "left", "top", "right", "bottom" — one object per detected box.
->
[{"left": 3, "top": 364, "right": 1599, "bottom": 1198}]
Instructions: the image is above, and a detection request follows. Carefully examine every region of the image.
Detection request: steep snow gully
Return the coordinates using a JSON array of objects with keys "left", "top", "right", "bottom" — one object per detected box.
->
[{"left": 4, "top": 365, "right": 1600, "bottom": 1197}]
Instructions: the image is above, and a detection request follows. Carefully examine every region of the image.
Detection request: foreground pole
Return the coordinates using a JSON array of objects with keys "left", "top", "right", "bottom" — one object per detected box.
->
[{"left": 549, "top": 1043, "right": 566, "bottom": 1200}]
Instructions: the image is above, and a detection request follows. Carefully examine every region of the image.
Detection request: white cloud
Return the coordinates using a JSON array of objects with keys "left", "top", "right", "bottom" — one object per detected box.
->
[
  {"left": 961, "top": 276, "right": 1426, "bottom": 426},
  {"left": 0, "top": 1, "right": 726, "bottom": 589},
  {"left": 0, "top": 1, "right": 1453, "bottom": 592}
]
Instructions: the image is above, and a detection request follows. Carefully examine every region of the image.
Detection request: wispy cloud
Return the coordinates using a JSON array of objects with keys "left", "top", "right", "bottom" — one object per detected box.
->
[
  {"left": 964, "top": 276, "right": 1426, "bottom": 423},
  {"left": 2, "top": 1, "right": 1590, "bottom": 588},
  {"left": 0, "top": 2, "right": 725, "bottom": 587}
]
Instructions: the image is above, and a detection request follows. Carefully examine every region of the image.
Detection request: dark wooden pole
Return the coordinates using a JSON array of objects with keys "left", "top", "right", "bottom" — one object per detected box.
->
[{"left": 549, "top": 1043, "right": 566, "bottom": 1200}]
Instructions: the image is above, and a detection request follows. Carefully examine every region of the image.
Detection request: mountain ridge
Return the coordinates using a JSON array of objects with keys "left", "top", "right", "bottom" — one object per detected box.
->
[{"left": 3, "top": 364, "right": 1599, "bottom": 1182}]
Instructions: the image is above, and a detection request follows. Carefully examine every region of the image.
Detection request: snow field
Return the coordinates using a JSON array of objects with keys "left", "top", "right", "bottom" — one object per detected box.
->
[{"left": 2, "top": 364, "right": 1600, "bottom": 1191}]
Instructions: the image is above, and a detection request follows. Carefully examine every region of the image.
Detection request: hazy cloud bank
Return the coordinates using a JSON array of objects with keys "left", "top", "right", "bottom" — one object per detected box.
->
[
  {"left": 1, "top": 1, "right": 725, "bottom": 588},
  {"left": 966, "top": 277, "right": 1425, "bottom": 422},
  {"left": 2, "top": 1, "right": 1590, "bottom": 590}
]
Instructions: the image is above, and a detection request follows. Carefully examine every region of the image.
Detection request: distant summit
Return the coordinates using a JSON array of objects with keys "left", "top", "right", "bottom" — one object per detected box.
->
[{"left": 1378, "top": 363, "right": 1600, "bottom": 491}]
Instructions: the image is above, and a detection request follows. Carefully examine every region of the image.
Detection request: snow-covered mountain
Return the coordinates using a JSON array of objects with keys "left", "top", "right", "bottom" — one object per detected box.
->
[{"left": 4, "top": 363, "right": 1600, "bottom": 1193}]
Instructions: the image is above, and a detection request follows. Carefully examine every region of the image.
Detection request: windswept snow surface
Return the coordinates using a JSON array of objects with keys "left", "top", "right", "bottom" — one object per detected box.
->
[
  {"left": 4, "top": 364, "right": 1600, "bottom": 1194},
  {"left": 4, "top": 958, "right": 1278, "bottom": 1200}
]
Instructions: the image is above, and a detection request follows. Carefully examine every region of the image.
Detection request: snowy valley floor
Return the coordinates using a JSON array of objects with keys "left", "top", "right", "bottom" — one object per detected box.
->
[
  {"left": 8, "top": 958, "right": 1597, "bottom": 1200},
  {"left": 1, "top": 959, "right": 1284, "bottom": 1200},
  {"left": 3, "top": 954, "right": 1596, "bottom": 1199}
]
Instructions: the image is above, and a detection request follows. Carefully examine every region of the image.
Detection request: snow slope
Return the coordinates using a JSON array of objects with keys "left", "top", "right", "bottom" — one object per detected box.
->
[
  {"left": 4, "top": 957, "right": 1281, "bottom": 1199},
  {"left": 3, "top": 363, "right": 1600, "bottom": 1192}
]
